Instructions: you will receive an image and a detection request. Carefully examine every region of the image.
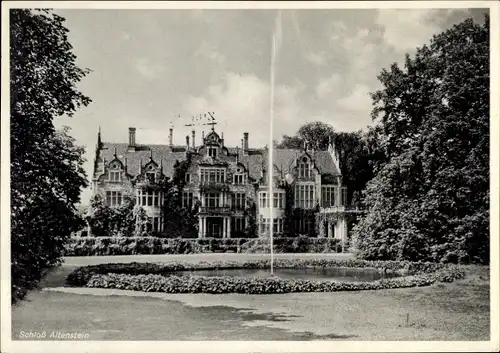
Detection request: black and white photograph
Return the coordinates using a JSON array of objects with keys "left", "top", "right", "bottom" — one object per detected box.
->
[{"left": 1, "top": 1, "right": 498, "bottom": 352}]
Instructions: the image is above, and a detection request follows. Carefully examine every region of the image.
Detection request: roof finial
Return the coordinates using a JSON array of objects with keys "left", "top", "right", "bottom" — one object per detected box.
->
[
  {"left": 160, "top": 156, "right": 163, "bottom": 173},
  {"left": 113, "top": 147, "right": 117, "bottom": 158},
  {"left": 139, "top": 157, "right": 143, "bottom": 174},
  {"left": 124, "top": 157, "right": 128, "bottom": 173},
  {"left": 150, "top": 148, "right": 153, "bottom": 160}
]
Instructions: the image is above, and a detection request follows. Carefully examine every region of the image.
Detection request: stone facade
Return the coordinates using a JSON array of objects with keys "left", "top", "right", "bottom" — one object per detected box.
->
[{"left": 91, "top": 127, "right": 350, "bottom": 243}]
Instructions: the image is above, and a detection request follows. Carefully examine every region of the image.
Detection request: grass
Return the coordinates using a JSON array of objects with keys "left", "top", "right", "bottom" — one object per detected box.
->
[{"left": 11, "top": 254, "right": 490, "bottom": 341}]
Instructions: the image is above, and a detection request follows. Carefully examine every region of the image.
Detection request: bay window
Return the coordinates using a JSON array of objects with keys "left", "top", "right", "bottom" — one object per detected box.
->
[
  {"left": 321, "top": 186, "right": 337, "bottom": 207},
  {"left": 204, "top": 192, "right": 220, "bottom": 208},
  {"left": 137, "top": 189, "right": 161, "bottom": 207},
  {"left": 200, "top": 168, "right": 225, "bottom": 184},
  {"left": 106, "top": 191, "right": 122, "bottom": 207},
  {"left": 294, "top": 183, "right": 316, "bottom": 209}
]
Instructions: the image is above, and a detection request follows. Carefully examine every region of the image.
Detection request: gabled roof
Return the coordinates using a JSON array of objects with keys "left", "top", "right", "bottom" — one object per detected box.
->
[
  {"left": 312, "top": 150, "right": 340, "bottom": 175},
  {"left": 95, "top": 141, "right": 340, "bottom": 180},
  {"left": 261, "top": 148, "right": 340, "bottom": 176},
  {"left": 226, "top": 147, "right": 265, "bottom": 180},
  {"left": 96, "top": 143, "right": 187, "bottom": 179}
]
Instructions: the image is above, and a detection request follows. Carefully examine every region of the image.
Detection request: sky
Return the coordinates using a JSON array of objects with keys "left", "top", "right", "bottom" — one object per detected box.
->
[{"left": 51, "top": 7, "right": 488, "bottom": 204}]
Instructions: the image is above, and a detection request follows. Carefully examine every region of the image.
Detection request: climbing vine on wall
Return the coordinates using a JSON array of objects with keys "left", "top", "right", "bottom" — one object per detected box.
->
[
  {"left": 86, "top": 192, "right": 145, "bottom": 237},
  {"left": 153, "top": 154, "right": 200, "bottom": 238},
  {"left": 243, "top": 197, "right": 258, "bottom": 238},
  {"left": 280, "top": 181, "right": 320, "bottom": 237},
  {"left": 282, "top": 182, "right": 295, "bottom": 236}
]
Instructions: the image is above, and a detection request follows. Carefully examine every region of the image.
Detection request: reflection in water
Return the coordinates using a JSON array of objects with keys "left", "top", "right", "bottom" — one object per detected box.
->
[{"left": 177, "top": 267, "right": 400, "bottom": 282}]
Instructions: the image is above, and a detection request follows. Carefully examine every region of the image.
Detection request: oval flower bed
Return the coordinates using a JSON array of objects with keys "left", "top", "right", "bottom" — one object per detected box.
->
[{"left": 65, "top": 259, "right": 466, "bottom": 294}]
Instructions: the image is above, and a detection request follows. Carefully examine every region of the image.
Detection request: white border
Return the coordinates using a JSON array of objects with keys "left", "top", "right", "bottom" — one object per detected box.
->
[{"left": 1, "top": 1, "right": 499, "bottom": 353}]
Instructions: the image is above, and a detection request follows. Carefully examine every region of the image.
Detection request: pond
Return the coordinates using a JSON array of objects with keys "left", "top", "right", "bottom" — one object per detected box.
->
[{"left": 176, "top": 267, "right": 401, "bottom": 282}]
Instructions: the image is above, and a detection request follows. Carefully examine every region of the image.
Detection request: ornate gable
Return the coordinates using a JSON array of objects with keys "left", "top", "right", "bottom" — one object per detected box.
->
[{"left": 204, "top": 130, "right": 222, "bottom": 146}]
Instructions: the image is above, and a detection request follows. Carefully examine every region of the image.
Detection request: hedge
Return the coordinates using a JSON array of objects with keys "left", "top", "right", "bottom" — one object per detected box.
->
[
  {"left": 240, "top": 237, "right": 342, "bottom": 253},
  {"left": 84, "top": 270, "right": 463, "bottom": 294},
  {"left": 66, "top": 258, "right": 457, "bottom": 287},
  {"left": 64, "top": 236, "right": 343, "bottom": 256}
]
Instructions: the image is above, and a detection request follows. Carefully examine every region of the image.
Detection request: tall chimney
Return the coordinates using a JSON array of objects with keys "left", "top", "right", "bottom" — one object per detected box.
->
[
  {"left": 169, "top": 128, "right": 173, "bottom": 147},
  {"left": 221, "top": 132, "right": 224, "bottom": 147},
  {"left": 186, "top": 135, "right": 190, "bottom": 151},
  {"left": 243, "top": 132, "right": 249, "bottom": 154},
  {"left": 202, "top": 131, "right": 205, "bottom": 145},
  {"left": 191, "top": 130, "right": 195, "bottom": 149},
  {"left": 128, "top": 127, "right": 136, "bottom": 151},
  {"left": 97, "top": 126, "right": 102, "bottom": 146}
]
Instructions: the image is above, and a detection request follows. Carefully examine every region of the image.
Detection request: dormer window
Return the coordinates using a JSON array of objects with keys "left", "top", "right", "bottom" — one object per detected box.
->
[
  {"left": 233, "top": 174, "right": 246, "bottom": 185},
  {"left": 109, "top": 171, "right": 121, "bottom": 182},
  {"left": 208, "top": 147, "right": 217, "bottom": 158},
  {"left": 146, "top": 172, "right": 156, "bottom": 183},
  {"left": 298, "top": 157, "right": 311, "bottom": 178}
]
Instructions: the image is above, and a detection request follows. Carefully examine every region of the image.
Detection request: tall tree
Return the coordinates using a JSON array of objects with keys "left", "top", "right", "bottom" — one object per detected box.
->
[
  {"left": 278, "top": 122, "right": 376, "bottom": 204},
  {"left": 334, "top": 131, "right": 375, "bottom": 204},
  {"left": 10, "top": 9, "right": 91, "bottom": 302},
  {"left": 353, "top": 15, "right": 489, "bottom": 264},
  {"left": 277, "top": 121, "right": 335, "bottom": 150}
]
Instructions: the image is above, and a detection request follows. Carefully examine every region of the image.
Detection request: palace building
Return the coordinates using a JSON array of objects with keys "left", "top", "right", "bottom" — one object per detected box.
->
[{"left": 91, "top": 126, "right": 350, "bottom": 242}]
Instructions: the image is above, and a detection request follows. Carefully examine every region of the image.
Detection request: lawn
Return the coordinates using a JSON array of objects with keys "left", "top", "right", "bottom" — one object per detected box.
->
[{"left": 11, "top": 254, "right": 490, "bottom": 341}]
